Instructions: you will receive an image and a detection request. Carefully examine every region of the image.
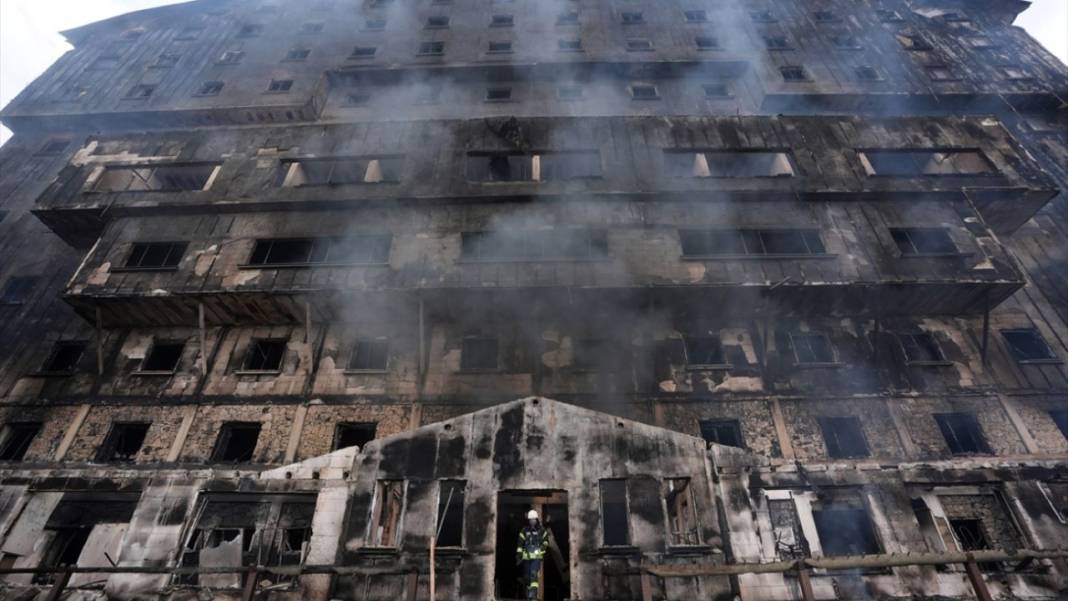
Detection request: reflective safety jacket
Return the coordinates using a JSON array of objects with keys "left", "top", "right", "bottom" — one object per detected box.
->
[{"left": 517, "top": 524, "right": 549, "bottom": 560}]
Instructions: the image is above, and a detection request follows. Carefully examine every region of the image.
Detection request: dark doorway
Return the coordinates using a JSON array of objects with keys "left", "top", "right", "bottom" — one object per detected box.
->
[{"left": 496, "top": 490, "right": 570, "bottom": 601}]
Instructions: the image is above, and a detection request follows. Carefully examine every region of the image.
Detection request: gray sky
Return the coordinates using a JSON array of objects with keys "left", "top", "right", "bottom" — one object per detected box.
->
[{"left": 1, "top": 0, "right": 1066, "bottom": 146}]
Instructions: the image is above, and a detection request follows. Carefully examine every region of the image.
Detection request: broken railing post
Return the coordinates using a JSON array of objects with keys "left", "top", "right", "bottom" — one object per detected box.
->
[
  {"left": 42, "top": 570, "right": 72, "bottom": 601},
  {"left": 796, "top": 565, "right": 815, "bottom": 601},
  {"left": 241, "top": 567, "right": 259, "bottom": 601},
  {"left": 963, "top": 559, "right": 993, "bottom": 601}
]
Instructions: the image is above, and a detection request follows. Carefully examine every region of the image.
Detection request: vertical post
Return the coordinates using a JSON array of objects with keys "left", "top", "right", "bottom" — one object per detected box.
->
[
  {"left": 430, "top": 537, "right": 436, "bottom": 601},
  {"left": 95, "top": 306, "right": 104, "bottom": 375},
  {"left": 963, "top": 559, "right": 994, "bottom": 601},
  {"left": 305, "top": 299, "right": 312, "bottom": 344},
  {"left": 199, "top": 302, "right": 208, "bottom": 374},
  {"left": 418, "top": 297, "right": 426, "bottom": 377},
  {"left": 640, "top": 570, "right": 654, "bottom": 601},
  {"left": 42, "top": 570, "right": 72, "bottom": 601},
  {"left": 241, "top": 567, "right": 259, "bottom": 601},
  {"left": 796, "top": 567, "right": 815, "bottom": 601},
  {"left": 405, "top": 570, "right": 419, "bottom": 601},
  {"left": 980, "top": 293, "right": 991, "bottom": 366}
]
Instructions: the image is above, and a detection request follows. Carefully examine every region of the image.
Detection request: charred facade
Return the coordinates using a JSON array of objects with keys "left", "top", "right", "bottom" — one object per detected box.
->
[{"left": 0, "top": 0, "right": 1067, "bottom": 599}]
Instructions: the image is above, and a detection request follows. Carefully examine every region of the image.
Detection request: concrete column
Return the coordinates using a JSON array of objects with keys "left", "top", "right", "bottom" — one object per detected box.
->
[
  {"left": 284, "top": 404, "right": 310, "bottom": 464},
  {"left": 997, "top": 394, "right": 1041, "bottom": 454},
  {"left": 53, "top": 404, "right": 91, "bottom": 461},
  {"left": 768, "top": 399, "right": 794, "bottom": 460},
  {"left": 166, "top": 405, "right": 198, "bottom": 462}
]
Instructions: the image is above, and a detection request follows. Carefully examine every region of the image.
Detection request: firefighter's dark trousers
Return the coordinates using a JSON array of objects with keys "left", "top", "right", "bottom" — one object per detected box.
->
[{"left": 523, "top": 558, "right": 541, "bottom": 600}]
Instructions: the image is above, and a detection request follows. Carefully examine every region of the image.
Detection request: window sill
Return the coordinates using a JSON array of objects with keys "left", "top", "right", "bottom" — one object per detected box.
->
[
  {"left": 238, "top": 262, "right": 390, "bottom": 269},
  {"left": 666, "top": 544, "right": 715, "bottom": 556},
  {"left": 29, "top": 371, "right": 75, "bottom": 378},
  {"left": 111, "top": 267, "right": 180, "bottom": 273},
  {"left": 284, "top": 181, "right": 399, "bottom": 187},
  {"left": 898, "top": 253, "right": 972, "bottom": 259},
  {"left": 456, "top": 368, "right": 502, "bottom": 374},
  {"left": 596, "top": 545, "right": 640, "bottom": 557},
  {"left": 685, "top": 364, "right": 732, "bottom": 371},
  {"left": 1016, "top": 358, "right": 1063, "bottom": 365},
  {"left": 343, "top": 369, "right": 390, "bottom": 375},
  {"left": 458, "top": 257, "right": 609, "bottom": 264},
  {"left": 904, "top": 360, "right": 953, "bottom": 367},
  {"left": 793, "top": 362, "right": 844, "bottom": 369},
  {"left": 681, "top": 174, "right": 795, "bottom": 179},
  {"left": 681, "top": 254, "right": 837, "bottom": 261},
  {"left": 484, "top": 99, "right": 517, "bottom": 103},
  {"left": 630, "top": 96, "right": 661, "bottom": 101},
  {"left": 354, "top": 547, "right": 400, "bottom": 556},
  {"left": 233, "top": 370, "right": 282, "bottom": 376},
  {"left": 133, "top": 370, "right": 179, "bottom": 377}
]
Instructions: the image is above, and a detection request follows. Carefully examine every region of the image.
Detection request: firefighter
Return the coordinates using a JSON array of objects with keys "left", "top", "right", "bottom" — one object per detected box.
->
[{"left": 516, "top": 509, "right": 549, "bottom": 600}]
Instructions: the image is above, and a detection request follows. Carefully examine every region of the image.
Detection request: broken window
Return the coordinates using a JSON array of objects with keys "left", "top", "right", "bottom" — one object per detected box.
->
[
  {"left": 436, "top": 480, "right": 465, "bottom": 547},
  {"left": 684, "top": 10, "right": 707, "bottom": 22},
  {"left": 242, "top": 339, "right": 286, "bottom": 372},
  {"left": 0, "top": 422, "right": 41, "bottom": 461},
  {"left": 30, "top": 498, "right": 137, "bottom": 584},
  {"left": 486, "top": 87, "right": 513, "bottom": 100},
  {"left": 699, "top": 419, "right": 744, "bottom": 448},
  {"left": 278, "top": 157, "right": 403, "bottom": 186},
  {"left": 600, "top": 479, "right": 630, "bottom": 546},
  {"left": 125, "top": 84, "right": 156, "bottom": 99},
  {"left": 284, "top": 48, "right": 311, "bottom": 61},
  {"left": 34, "top": 527, "right": 92, "bottom": 584},
  {"left": 696, "top": 36, "right": 720, "bottom": 50},
  {"left": 947, "top": 518, "right": 999, "bottom": 571},
  {"left": 664, "top": 478, "right": 699, "bottom": 545},
  {"left": 935, "top": 413, "right": 992, "bottom": 455},
  {"left": 93, "top": 164, "right": 217, "bottom": 192},
  {"left": 370, "top": 480, "right": 405, "bottom": 547},
  {"left": 891, "top": 228, "right": 958, "bottom": 255},
  {"left": 37, "top": 138, "right": 70, "bottom": 155},
  {"left": 348, "top": 338, "right": 389, "bottom": 370},
  {"left": 791, "top": 333, "right": 835, "bottom": 364},
  {"left": 461, "top": 336, "right": 498, "bottom": 370},
  {"left": 679, "top": 229, "right": 824, "bottom": 256},
  {"left": 140, "top": 340, "right": 185, "bottom": 372},
  {"left": 488, "top": 42, "right": 513, "bottom": 54},
  {"left": 768, "top": 498, "right": 808, "bottom": 558},
  {"left": 123, "top": 241, "right": 188, "bottom": 269},
  {"left": 625, "top": 39, "right": 654, "bottom": 52},
  {"left": 665, "top": 150, "right": 795, "bottom": 177},
  {"left": 334, "top": 422, "right": 377, "bottom": 450},
  {"left": 267, "top": 79, "right": 293, "bottom": 93},
  {"left": 1050, "top": 410, "right": 1068, "bottom": 441},
  {"left": 211, "top": 422, "right": 262, "bottom": 463},
  {"left": 460, "top": 230, "right": 608, "bottom": 260},
  {"left": 540, "top": 151, "right": 602, "bottom": 179},
  {"left": 179, "top": 494, "right": 316, "bottom": 586},
  {"left": 621, "top": 11, "right": 644, "bottom": 24},
  {"left": 703, "top": 82, "right": 729, "bottom": 97},
  {"left": 426, "top": 15, "right": 450, "bottom": 28},
  {"left": 780, "top": 66, "right": 808, "bottom": 81},
  {"left": 96, "top": 422, "right": 150, "bottom": 462},
  {"left": 818, "top": 416, "right": 870, "bottom": 458},
  {"left": 572, "top": 338, "right": 613, "bottom": 371},
  {"left": 684, "top": 336, "right": 726, "bottom": 366},
  {"left": 896, "top": 332, "right": 946, "bottom": 364},
  {"left": 351, "top": 46, "right": 377, "bottom": 59},
  {"left": 195, "top": 80, "right": 224, "bottom": 95},
  {"left": 217, "top": 50, "right": 244, "bottom": 64},
  {"left": 418, "top": 41, "right": 445, "bottom": 56},
  {"left": 860, "top": 150, "right": 994, "bottom": 176},
  {"left": 1, "top": 276, "right": 37, "bottom": 305},
  {"left": 246, "top": 236, "right": 392, "bottom": 266},
  {"left": 1001, "top": 329, "right": 1057, "bottom": 362},
  {"left": 558, "top": 39, "right": 583, "bottom": 52},
  {"left": 490, "top": 14, "right": 514, "bottom": 27},
  {"left": 812, "top": 504, "right": 881, "bottom": 556},
  {"left": 41, "top": 341, "right": 87, "bottom": 373}
]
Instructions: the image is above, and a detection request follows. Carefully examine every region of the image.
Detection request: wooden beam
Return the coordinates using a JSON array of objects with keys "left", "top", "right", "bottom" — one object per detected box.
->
[
  {"left": 42, "top": 570, "right": 71, "bottom": 601},
  {"left": 796, "top": 568, "right": 815, "bottom": 601},
  {"left": 964, "top": 560, "right": 994, "bottom": 601}
]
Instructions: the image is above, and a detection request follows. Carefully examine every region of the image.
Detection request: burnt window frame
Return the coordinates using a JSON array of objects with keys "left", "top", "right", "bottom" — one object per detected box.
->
[
  {"left": 237, "top": 23, "right": 264, "bottom": 38},
  {"left": 487, "top": 41, "right": 514, "bottom": 54},
  {"left": 211, "top": 422, "right": 263, "bottom": 463},
  {"left": 1049, "top": 410, "right": 1068, "bottom": 442},
  {"left": 435, "top": 480, "right": 466, "bottom": 548},
  {"left": 40, "top": 341, "right": 88, "bottom": 375},
  {"left": 244, "top": 236, "right": 392, "bottom": 268},
  {"left": 764, "top": 35, "right": 792, "bottom": 50},
  {"left": 999, "top": 328, "right": 1059, "bottom": 362},
  {"left": 889, "top": 228, "right": 960, "bottom": 257},
  {"left": 679, "top": 229, "right": 827, "bottom": 258},
  {"left": 935, "top": 412, "right": 993, "bottom": 455},
  {"left": 664, "top": 149, "right": 797, "bottom": 178},
  {"left": 1, "top": 276, "right": 38, "bottom": 305},
  {"left": 780, "top": 65, "right": 810, "bottom": 82},
  {"left": 790, "top": 332, "right": 838, "bottom": 366},
  {"left": 194, "top": 80, "right": 225, "bottom": 96},
  {"left": 490, "top": 14, "right": 514, "bottom": 27},
  {"left": 119, "top": 241, "right": 188, "bottom": 271},
  {"left": 663, "top": 477, "right": 701, "bottom": 546},
  {"left": 425, "top": 15, "right": 450, "bottom": 29},
  {"left": 558, "top": 38, "right": 583, "bottom": 52},
  {"left": 138, "top": 340, "right": 186, "bottom": 373},
  {"left": 749, "top": 9, "right": 777, "bottom": 22},
  {"left": 417, "top": 41, "right": 446, "bottom": 56},
  {"left": 599, "top": 479, "right": 632, "bottom": 547},
  {"left": 695, "top": 36, "right": 720, "bottom": 51},
  {"left": 629, "top": 82, "right": 659, "bottom": 99},
  {"left": 300, "top": 21, "right": 325, "bottom": 34},
  {"left": 817, "top": 416, "right": 871, "bottom": 459},
  {"left": 124, "top": 84, "right": 156, "bottom": 99},
  {"left": 216, "top": 50, "right": 245, "bottom": 65},
  {"left": 684, "top": 335, "right": 729, "bottom": 368},
  {"left": 683, "top": 9, "right": 707, "bottom": 23},
  {"left": 364, "top": 18, "right": 387, "bottom": 31},
  {"left": 620, "top": 11, "right": 645, "bottom": 24},
  {"left": 698, "top": 419, "right": 745, "bottom": 448},
  {"left": 350, "top": 46, "right": 378, "bottom": 60},
  {"left": 278, "top": 156, "right": 404, "bottom": 186},
  {"left": 858, "top": 149, "right": 996, "bottom": 177},
  {"left": 829, "top": 33, "right": 862, "bottom": 49},
  {"left": 895, "top": 332, "right": 949, "bottom": 365},
  {"left": 925, "top": 65, "right": 961, "bottom": 82},
  {"left": 36, "top": 138, "right": 71, "bottom": 155},
  {"left": 811, "top": 503, "right": 882, "bottom": 556},
  {"left": 625, "top": 38, "right": 655, "bottom": 52},
  {"left": 464, "top": 151, "right": 603, "bottom": 183},
  {"left": 347, "top": 337, "right": 390, "bottom": 372},
  {"left": 240, "top": 339, "right": 288, "bottom": 373},
  {"left": 485, "top": 86, "right": 513, "bottom": 101},
  {"left": 570, "top": 337, "right": 615, "bottom": 372},
  {"left": 702, "top": 82, "right": 730, "bottom": 98},
  {"left": 283, "top": 47, "right": 312, "bottom": 62},
  {"left": 91, "top": 163, "right": 219, "bottom": 193},
  {"left": 96, "top": 421, "right": 151, "bottom": 463},
  {"left": 0, "top": 422, "right": 42, "bottom": 461},
  {"left": 334, "top": 422, "right": 377, "bottom": 450},
  {"left": 459, "top": 229, "right": 608, "bottom": 261},
  {"left": 854, "top": 65, "right": 883, "bottom": 81},
  {"left": 459, "top": 336, "right": 499, "bottom": 371},
  {"left": 266, "top": 79, "right": 294, "bottom": 93},
  {"left": 368, "top": 479, "right": 407, "bottom": 548}
]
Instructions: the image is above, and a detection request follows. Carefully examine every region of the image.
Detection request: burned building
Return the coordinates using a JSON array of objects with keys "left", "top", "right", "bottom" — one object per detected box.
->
[{"left": 0, "top": 0, "right": 1067, "bottom": 599}]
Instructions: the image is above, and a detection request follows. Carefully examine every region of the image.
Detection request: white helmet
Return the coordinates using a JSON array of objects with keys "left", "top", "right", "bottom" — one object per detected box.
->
[{"left": 526, "top": 510, "right": 539, "bottom": 520}]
